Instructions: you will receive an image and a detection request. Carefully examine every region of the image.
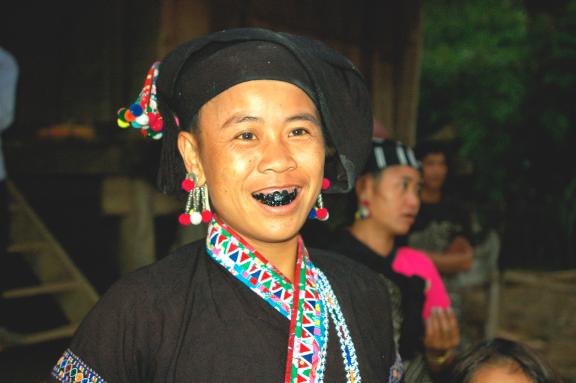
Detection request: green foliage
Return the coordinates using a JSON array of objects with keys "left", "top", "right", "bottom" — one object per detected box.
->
[{"left": 419, "top": 0, "right": 576, "bottom": 266}]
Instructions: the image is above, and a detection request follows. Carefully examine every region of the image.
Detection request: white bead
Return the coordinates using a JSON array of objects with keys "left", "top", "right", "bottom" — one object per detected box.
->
[
  {"left": 190, "top": 211, "right": 202, "bottom": 225},
  {"left": 136, "top": 113, "right": 149, "bottom": 125}
]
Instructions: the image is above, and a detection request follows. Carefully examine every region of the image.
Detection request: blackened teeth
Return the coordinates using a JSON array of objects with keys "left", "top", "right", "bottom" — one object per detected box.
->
[{"left": 252, "top": 189, "right": 298, "bottom": 207}]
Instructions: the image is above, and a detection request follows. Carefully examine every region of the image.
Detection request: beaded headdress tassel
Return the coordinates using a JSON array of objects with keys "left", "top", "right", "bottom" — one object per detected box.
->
[{"left": 117, "top": 62, "right": 164, "bottom": 140}]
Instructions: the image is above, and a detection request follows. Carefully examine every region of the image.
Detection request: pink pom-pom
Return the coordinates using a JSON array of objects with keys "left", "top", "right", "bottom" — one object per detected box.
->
[
  {"left": 178, "top": 213, "right": 191, "bottom": 225},
  {"left": 322, "top": 178, "right": 331, "bottom": 191},
  {"left": 316, "top": 208, "right": 329, "bottom": 221},
  {"left": 201, "top": 210, "right": 213, "bottom": 223},
  {"left": 181, "top": 178, "right": 195, "bottom": 192}
]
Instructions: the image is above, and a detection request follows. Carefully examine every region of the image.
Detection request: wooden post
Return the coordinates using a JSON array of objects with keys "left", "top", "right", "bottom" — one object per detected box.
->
[
  {"left": 116, "top": 178, "right": 156, "bottom": 274},
  {"left": 395, "top": 0, "right": 423, "bottom": 147},
  {"left": 371, "top": 0, "right": 423, "bottom": 146},
  {"left": 157, "top": 0, "right": 211, "bottom": 58}
]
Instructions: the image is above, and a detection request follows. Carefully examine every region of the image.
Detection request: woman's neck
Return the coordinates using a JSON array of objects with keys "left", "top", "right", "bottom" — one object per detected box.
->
[
  {"left": 420, "top": 187, "right": 442, "bottom": 204},
  {"left": 246, "top": 236, "right": 299, "bottom": 282},
  {"left": 349, "top": 219, "right": 395, "bottom": 258}
]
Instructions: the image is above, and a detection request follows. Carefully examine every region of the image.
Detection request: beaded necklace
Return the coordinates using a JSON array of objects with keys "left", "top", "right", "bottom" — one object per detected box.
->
[{"left": 206, "top": 217, "right": 361, "bottom": 383}]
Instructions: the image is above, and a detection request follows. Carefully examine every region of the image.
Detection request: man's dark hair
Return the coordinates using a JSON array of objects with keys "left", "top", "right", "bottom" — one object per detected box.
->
[{"left": 414, "top": 140, "right": 450, "bottom": 163}]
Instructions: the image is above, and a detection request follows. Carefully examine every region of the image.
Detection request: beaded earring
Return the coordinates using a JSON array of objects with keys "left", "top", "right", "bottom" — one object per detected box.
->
[
  {"left": 116, "top": 61, "right": 164, "bottom": 140},
  {"left": 178, "top": 173, "right": 213, "bottom": 225},
  {"left": 355, "top": 200, "right": 370, "bottom": 220},
  {"left": 308, "top": 178, "right": 330, "bottom": 221}
]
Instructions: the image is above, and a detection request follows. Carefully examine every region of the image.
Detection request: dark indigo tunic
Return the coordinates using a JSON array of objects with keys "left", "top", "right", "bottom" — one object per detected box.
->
[{"left": 49, "top": 239, "right": 398, "bottom": 382}]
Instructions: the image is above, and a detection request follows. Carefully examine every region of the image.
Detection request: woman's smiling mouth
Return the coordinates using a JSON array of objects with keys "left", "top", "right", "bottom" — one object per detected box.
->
[{"left": 252, "top": 187, "right": 299, "bottom": 206}]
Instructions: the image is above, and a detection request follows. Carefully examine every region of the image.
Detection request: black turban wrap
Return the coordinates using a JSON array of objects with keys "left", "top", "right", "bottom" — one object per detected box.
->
[{"left": 156, "top": 28, "right": 372, "bottom": 194}]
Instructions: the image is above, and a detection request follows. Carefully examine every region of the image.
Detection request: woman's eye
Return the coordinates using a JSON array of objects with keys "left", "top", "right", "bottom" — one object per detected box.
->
[
  {"left": 289, "top": 128, "right": 309, "bottom": 137},
  {"left": 236, "top": 132, "right": 255, "bottom": 140}
]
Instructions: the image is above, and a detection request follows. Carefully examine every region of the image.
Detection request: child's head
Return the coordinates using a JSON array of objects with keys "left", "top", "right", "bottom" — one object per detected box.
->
[{"left": 450, "top": 338, "right": 563, "bottom": 383}]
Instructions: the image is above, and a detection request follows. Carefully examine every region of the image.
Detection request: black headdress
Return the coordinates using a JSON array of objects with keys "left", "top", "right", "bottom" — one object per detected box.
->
[
  {"left": 362, "top": 138, "right": 420, "bottom": 175},
  {"left": 156, "top": 28, "right": 373, "bottom": 194}
]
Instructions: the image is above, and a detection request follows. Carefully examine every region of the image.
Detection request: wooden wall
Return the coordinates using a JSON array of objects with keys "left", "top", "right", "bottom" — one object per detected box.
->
[{"left": 2, "top": 0, "right": 422, "bottom": 145}]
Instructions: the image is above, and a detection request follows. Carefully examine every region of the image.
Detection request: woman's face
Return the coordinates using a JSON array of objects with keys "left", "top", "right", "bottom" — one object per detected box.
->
[
  {"left": 359, "top": 165, "right": 421, "bottom": 236},
  {"left": 179, "top": 80, "right": 325, "bottom": 246}
]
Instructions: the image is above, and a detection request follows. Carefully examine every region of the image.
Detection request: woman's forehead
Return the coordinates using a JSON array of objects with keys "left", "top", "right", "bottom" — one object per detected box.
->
[
  {"left": 199, "top": 80, "right": 319, "bottom": 120},
  {"left": 380, "top": 165, "right": 421, "bottom": 182}
]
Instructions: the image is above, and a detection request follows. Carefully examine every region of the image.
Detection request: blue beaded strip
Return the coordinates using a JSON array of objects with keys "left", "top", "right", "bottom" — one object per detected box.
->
[{"left": 51, "top": 348, "right": 106, "bottom": 383}]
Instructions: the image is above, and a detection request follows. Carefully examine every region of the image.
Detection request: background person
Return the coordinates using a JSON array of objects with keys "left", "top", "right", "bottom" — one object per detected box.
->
[
  {"left": 311, "top": 139, "right": 460, "bottom": 382},
  {"left": 408, "top": 140, "right": 475, "bottom": 275},
  {"left": 407, "top": 139, "right": 476, "bottom": 334}
]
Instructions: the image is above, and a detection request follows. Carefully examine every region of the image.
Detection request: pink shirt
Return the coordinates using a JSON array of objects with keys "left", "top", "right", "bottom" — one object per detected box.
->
[{"left": 392, "top": 247, "right": 451, "bottom": 320}]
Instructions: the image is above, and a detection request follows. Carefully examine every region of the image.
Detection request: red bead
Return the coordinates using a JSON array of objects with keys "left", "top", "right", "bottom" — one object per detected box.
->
[
  {"left": 139, "top": 128, "right": 149, "bottom": 137},
  {"left": 178, "top": 213, "right": 191, "bottom": 225},
  {"left": 322, "top": 178, "right": 331, "bottom": 191},
  {"left": 181, "top": 178, "right": 195, "bottom": 192},
  {"left": 316, "top": 208, "right": 329, "bottom": 221},
  {"left": 201, "top": 210, "right": 213, "bottom": 223},
  {"left": 150, "top": 118, "right": 163, "bottom": 132}
]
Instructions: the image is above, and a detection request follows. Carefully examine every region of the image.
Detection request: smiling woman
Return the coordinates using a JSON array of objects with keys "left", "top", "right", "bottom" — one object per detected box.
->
[{"left": 48, "top": 28, "right": 401, "bottom": 383}]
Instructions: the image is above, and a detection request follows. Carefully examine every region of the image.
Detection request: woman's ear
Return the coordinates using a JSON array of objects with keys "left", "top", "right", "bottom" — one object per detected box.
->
[
  {"left": 355, "top": 174, "right": 373, "bottom": 202},
  {"left": 177, "top": 131, "right": 206, "bottom": 184}
]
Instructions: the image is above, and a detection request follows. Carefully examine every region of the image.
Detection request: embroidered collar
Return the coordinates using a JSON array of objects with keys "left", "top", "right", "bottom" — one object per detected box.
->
[{"left": 206, "top": 216, "right": 361, "bottom": 383}]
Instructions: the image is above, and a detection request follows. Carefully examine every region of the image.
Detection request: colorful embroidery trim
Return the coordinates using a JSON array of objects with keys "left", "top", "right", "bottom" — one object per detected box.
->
[
  {"left": 206, "top": 217, "right": 361, "bottom": 383},
  {"left": 51, "top": 348, "right": 106, "bottom": 383}
]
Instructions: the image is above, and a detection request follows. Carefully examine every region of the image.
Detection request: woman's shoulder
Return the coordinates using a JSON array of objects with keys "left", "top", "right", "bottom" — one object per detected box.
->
[
  {"left": 309, "top": 247, "right": 389, "bottom": 292},
  {"left": 396, "top": 246, "right": 432, "bottom": 263},
  {"left": 102, "top": 239, "right": 207, "bottom": 302}
]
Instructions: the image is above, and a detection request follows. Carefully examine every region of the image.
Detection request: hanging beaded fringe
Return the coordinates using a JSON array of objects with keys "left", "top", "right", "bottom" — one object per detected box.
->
[
  {"left": 308, "top": 178, "right": 330, "bottom": 221},
  {"left": 178, "top": 174, "right": 213, "bottom": 225},
  {"left": 355, "top": 200, "right": 370, "bottom": 220},
  {"left": 116, "top": 61, "right": 164, "bottom": 140}
]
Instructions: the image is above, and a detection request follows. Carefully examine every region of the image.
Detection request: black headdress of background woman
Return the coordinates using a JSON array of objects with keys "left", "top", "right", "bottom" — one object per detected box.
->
[
  {"left": 344, "top": 138, "right": 420, "bottom": 223},
  {"left": 118, "top": 28, "right": 373, "bottom": 220}
]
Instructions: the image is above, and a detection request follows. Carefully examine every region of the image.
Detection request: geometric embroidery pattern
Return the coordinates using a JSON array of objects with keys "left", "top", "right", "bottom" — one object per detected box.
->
[
  {"left": 206, "top": 217, "right": 360, "bottom": 383},
  {"left": 206, "top": 217, "right": 327, "bottom": 383},
  {"left": 51, "top": 348, "right": 106, "bottom": 383}
]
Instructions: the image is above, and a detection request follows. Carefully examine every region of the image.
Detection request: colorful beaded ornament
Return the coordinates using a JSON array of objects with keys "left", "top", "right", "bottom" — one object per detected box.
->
[
  {"left": 116, "top": 61, "right": 163, "bottom": 140},
  {"left": 178, "top": 173, "right": 213, "bottom": 225},
  {"left": 51, "top": 348, "right": 106, "bottom": 383},
  {"left": 308, "top": 178, "right": 330, "bottom": 221}
]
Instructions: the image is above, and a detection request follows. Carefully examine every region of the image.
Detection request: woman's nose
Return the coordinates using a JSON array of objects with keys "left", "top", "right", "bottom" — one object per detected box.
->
[
  {"left": 406, "top": 189, "right": 420, "bottom": 208},
  {"left": 257, "top": 138, "right": 297, "bottom": 174}
]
